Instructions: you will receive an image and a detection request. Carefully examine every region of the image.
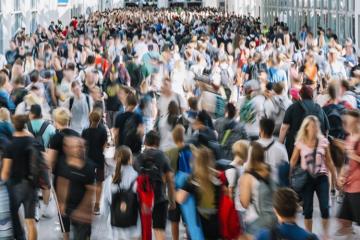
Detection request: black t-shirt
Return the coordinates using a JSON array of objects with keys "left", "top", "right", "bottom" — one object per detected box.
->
[
  {"left": 48, "top": 128, "right": 80, "bottom": 175},
  {"left": 3, "top": 136, "right": 41, "bottom": 182},
  {"left": 81, "top": 124, "right": 107, "bottom": 168},
  {"left": 283, "top": 100, "right": 329, "bottom": 156},
  {"left": 135, "top": 148, "right": 172, "bottom": 203},
  {"left": 103, "top": 78, "right": 122, "bottom": 111},
  {"left": 57, "top": 157, "right": 95, "bottom": 214},
  {"left": 11, "top": 87, "right": 28, "bottom": 106},
  {"left": 114, "top": 111, "right": 143, "bottom": 154}
]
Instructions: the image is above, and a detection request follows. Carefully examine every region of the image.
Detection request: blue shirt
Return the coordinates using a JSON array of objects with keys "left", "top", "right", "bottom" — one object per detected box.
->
[
  {"left": 256, "top": 223, "right": 319, "bottom": 240},
  {"left": 28, "top": 119, "right": 56, "bottom": 148},
  {"left": 0, "top": 89, "right": 15, "bottom": 112},
  {"left": 268, "top": 67, "right": 287, "bottom": 83}
]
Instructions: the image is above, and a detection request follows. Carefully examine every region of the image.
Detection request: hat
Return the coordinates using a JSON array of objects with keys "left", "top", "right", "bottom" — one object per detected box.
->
[{"left": 30, "top": 104, "right": 42, "bottom": 118}]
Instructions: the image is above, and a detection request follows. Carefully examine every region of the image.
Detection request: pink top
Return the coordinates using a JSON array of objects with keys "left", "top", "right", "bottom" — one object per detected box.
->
[
  {"left": 295, "top": 136, "right": 329, "bottom": 176},
  {"left": 344, "top": 137, "right": 360, "bottom": 193}
]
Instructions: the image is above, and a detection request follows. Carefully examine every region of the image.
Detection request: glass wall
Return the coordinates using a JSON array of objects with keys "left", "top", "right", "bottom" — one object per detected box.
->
[{"left": 261, "top": 0, "right": 356, "bottom": 44}]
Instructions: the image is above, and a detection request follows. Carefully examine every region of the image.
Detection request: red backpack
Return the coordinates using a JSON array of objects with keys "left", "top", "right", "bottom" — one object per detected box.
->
[
  {"left": 218, "top": 173, "right": 243, "bottom": 239},
  {"left": 137, "top": 175, "right": 154, "bottom": 240}
]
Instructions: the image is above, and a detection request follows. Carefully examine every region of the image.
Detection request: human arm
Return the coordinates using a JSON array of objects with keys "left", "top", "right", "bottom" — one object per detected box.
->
[
  {"left": 166, "top": 171, "right": 176, "bottom": 209},
  {"left": 289, "top": 146, "right": 300, "bottom": 170},
  {"left": 0, "top": 158, "right": 12, "bottom": 181},
  {"left": 176, "top": 189, "right": 189, "bottom": 204},
  {"left": 278, "top": 123, "right": 290, "bottom": 144},
  {"left": 239, "top": 174, "right": 252, "bottom": 209},
  {"left": 324, "top": 146, "right": 337, "bottom": 184}
]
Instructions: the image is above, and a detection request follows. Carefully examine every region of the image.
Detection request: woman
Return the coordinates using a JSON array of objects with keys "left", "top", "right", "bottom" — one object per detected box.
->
[
  {"left": 289, "top": 116, "right": 337, "bottom": 239},
  {"left": 176, "top": 147, "right": 222, "bottom": 240},
  {"left": 101, "top": 146, "right": 140, "bottom": 240},
  {"left": 239, "top": 141, "right": 276, "bottom": 236},
  {"left": 158, "top": 101, "right": 181, "bottom": 151},
  {"left": 82, "top": 110, "right": 108, "bottom": 214}
]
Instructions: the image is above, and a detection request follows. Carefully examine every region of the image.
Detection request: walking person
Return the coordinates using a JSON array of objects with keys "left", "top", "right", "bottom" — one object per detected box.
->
[
  {"left": 289, "top": 116, "right": 337, "bottom": 239},
  {"left": 82, "top": 109, "right": 108, "bottom": 215}
]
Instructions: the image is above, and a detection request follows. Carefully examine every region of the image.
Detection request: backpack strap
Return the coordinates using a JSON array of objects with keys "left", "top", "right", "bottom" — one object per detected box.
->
[
  {"left": 38, "top": 121, "right": 50, "bottom": 138},
  {"left": 26, "top": 121, "right": 35, "bottom": 135},
  {"left": 85, "top": 94, "right": 91, "bottom": 112},
  {"left": 263, "top": 140, "right": 275, "bottom": 151},
  {"left": 270, "top": 225, "right": 280, "bottom": 240},
  {"left": 69, "top": 96, "right": 74, "bottom": 111}
]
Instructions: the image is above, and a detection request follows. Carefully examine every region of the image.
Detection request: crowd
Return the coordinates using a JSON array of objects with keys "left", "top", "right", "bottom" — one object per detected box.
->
[{"left": 0, "top": 6, "right": 359, "bottom": 240}]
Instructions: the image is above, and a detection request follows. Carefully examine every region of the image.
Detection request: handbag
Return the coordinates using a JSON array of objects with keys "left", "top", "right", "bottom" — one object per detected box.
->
[{"left": 290, "top": 166, "right": 309, "bottom": 192}]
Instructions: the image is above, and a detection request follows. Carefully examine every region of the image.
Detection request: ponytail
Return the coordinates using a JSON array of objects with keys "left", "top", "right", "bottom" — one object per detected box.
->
[{"left": 112, "top": 146, "right": 133, "bottom": 184}]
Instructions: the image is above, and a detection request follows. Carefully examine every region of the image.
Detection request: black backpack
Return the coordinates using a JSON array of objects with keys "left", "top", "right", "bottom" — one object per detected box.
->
[
  {"left": 26, "top": 141, "right": 50, "bottom": 189},
  {"left": 69, "top": 95, "right": 91, "bottom": 112},
  {"left": 110, "top": 180, "right": 139, "bottom": 228},
  {"left": 26, "top": 121, "right": 50, "bottom": 147},
  {"left": 323, "top": 104, "right": 346, "bottom": 139},
  {"left": 123, "top": 113, "right": 142, "bottom": 152},
  {"left": 139, "top": 156, "right": 164, "bottom": 203}
]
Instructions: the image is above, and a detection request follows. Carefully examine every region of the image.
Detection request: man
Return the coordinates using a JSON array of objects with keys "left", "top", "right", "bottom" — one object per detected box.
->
[
  {"left": 257, "top": 118, "right": 289, "bottom": 186},
  {"left": 66, "top": 81, "right": 93, "bottom": 134},
  {"left": 157, "top": 77, "right": 187, "bottom": 118},
  {"left": 255, "top": 188, "right": 318, "bottom": 240},
  {"left": 335, "top": 110, "right": 360, "bottom": 238},
  {"left": 1, "top": 115, "right": 39, "bottom": 240},
  {"left": 27, "top": 104, "right": 56, "bottom": 218},
  {"left": 279, "top": 85, "right": 329, "bottom": 157},
  {"left": 135, "top": 131, "right": 175, "bottom": 240},
  {"left": 0, "top": 72, "right": 15, "bottom": 112},
  {"left": 57, "top": 136, "right": 96, "bottom": 240},
  {"left": 114, "top": 93, "right": 144, "bottom": 155}
]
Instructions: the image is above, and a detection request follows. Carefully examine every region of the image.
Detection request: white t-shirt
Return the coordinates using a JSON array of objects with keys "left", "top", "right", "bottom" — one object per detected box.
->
[
  {"left": 225, "top": 163, "right": 245, "bottom": 211},
  {"left": 157, "top": 93, "right": 188, "bottom": 118},
  {"left": 257, "top": 138, "right": 289, "bottom": 184}
]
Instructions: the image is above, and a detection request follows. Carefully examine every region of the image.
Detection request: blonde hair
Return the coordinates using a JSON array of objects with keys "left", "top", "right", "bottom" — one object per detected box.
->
[
  {"left": 53, "top": 107, "right": 71, "bottom": 126},
  {"left": 232, "top": 140, "right": 249, "bottom": 162},
  {"left": 295, "top": 115, "right": 322, "bottom": 143},
  {"left": 0, "top": 107, "right": 11, "bottom": 121},
  {"left": 172, "top": 124, "right": 185, "bottom": 143},
  {"left": 193, "top": 147, "right": 216, "bottom": 194}
]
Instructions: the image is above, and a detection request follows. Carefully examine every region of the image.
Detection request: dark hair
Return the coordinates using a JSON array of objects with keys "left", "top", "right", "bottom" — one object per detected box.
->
[
  {"left": 167, "top": 101, "right": 180, "bottom": 127},
  {"left": 341, "top": 80, "right": 351, "bottom": 91},
  {"left": 225, "top": 102, "right": 236, "bottom": 119},
  {"left": 0, "top": 73, "right": 7, "bottom": 87},
  {"left": 260, "top": 118, "right": 275, "bottom": 137},
  {"left": 71, "top": 80, "right": 81, "bottom": 88},
  {"left": 126, "top": 93, "right": 137, "bottom": 107},
  {"left": 299, "top": 85, "right": 313, "bottom": 100},
  {"left": 86, "top": 55, "right": 96, "bottom": 65},
  {"left": 273, "top": 188, "right": 299, "bottom": 218},
  {"left": 188, "top": 97, "right": 198, "bottom": 111},
  {"left": 328, "top": 83, "right": 337, "bottom": 100},
  {"left": 112, "top": 146, "right": 132, "bottom": 184},
  {"left": 196, "top": 110, "right": 214, "bottom": 129},
  {"left": 144, "top": 130, "right": 160, "bottom": 147},
  {"left": 13, "top": 76, "right": 25, "bottom": 85},
  {"left": 12, "top": 114, "right": 29, "bottom": 131}
]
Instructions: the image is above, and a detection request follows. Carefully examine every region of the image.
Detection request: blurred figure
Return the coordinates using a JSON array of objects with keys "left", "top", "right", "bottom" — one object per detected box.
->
[{"left": 57, "top": 136, "right": 96, "bottom": 240}]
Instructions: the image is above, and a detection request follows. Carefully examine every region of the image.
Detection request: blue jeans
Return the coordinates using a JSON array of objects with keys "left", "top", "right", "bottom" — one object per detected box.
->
[{"left": 301, "top": 174, "right": 329, "bottom": 219}]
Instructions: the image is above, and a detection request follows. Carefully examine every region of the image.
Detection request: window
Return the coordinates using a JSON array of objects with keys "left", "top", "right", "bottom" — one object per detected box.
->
[
  {"left": 31, "top": 12, "right": 37, "bottom": 33},
  {"left": 0, "top": 1, "right": 2, "bottom": 53},
  {"left": 13, "top": 0, "right": 23, "bottom": 35},
  {"left": 31, "top": 0, "right": 37, "bottom": 9}
]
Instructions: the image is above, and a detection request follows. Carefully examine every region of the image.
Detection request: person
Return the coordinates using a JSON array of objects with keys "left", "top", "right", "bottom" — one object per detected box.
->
[
  {"left": 335, "top": 110, "right": 360, "bottom": 238},
  {"left": 27, "top": 104, "right": 56, "bottom": 218},
  {"left": 289, "top": 116, "right": 337, "bottom": 239},
  {"left": 66, "top": 80, "right": 93, "bottom": 134},
  {"left": 56, "top": 136, "right": 96, "bottom": 240},
  {"left": 214, "top": 102, "right": 247, "bottom": 160},
  {"left": 279, "top": 85, "right": 329, "bottom": 157},
  {"left": 165, "top": 125, "right": 192, "bottom": 240},
  {"left": 255, "top": 188, "right": 319, "bottom": 240},
  {"left": 81, "top": 110, "right": 108, "bottom": 215},
  {"left": 263, "top": 82, "right": 292, "bottom": 136},
  {"left": 0, "top": 71, "right": 15, "bottom": 112},
  {"left": 326, "top": 48, "right": 347, "bottom": 81},
  {"left": 0, "top": 107, "right": 14, "bottom": 142},
  {"left": 158, "top": 100, "right": 181, "bottom": 151},
  {"left": 176, "top": 146, "right": 222, "bottom": 240},
  {"left": 157, "top": 78, "right": 187, "bottom": 118},
  {"left": 239, "top": 141, "right": 277, "bottom": 236},
  {"left": 257, "top": 118, "right": 289, "bottom": 186},
  {"left": 135, "top": 130, "right": 175, "bottom": 240},
  {"left": 339, "top": 80, "right": 358, "bottom": 110},
  {"left": 1, "top": 114, "right": 39, "bottom": 240},
  {"left": 114, "top": 93, "right": 144, "bottom": 156},
  {"left": 10, "top": 75, "right": 28, "bottom": 106},
  {"left": 101, "top": 145, "right": 141, "bottom": 240}
]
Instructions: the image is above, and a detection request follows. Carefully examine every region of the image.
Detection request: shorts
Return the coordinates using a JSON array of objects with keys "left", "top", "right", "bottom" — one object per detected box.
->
[
  {"left": 338, "top": 192, "right": 360, "bottom": 225},
  {"left": 8, "top": 179, "right": 37, "bottom": 219},
  {"left": 95, "top": 168, "right": 104, "bottom": 182},
  {"left": 152, "top": 201, "right": 168, "bottom": 230},
  {"left": 168, "top": 203, "right": 181, "bottom": 223}
]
